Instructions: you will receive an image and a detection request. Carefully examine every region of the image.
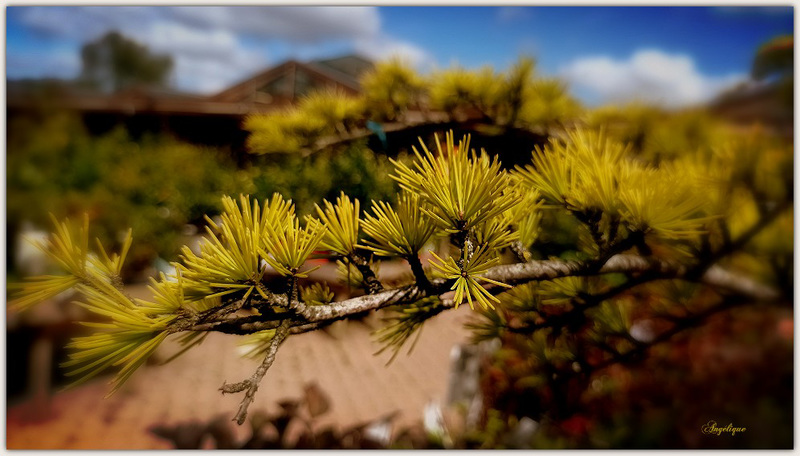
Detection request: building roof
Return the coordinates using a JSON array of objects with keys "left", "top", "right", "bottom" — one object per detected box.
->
[
  {"left": 708, "top": 80, "right": 792, "bottom": 132},
  {"left": 8, "top": 55, "right": 374, "bottom": 117},
  {"left": 311, "top": 54, "right": 374, "bottom": 82},
  {"left": 210, "top": 55, "right": 372, "bottom": 105}
]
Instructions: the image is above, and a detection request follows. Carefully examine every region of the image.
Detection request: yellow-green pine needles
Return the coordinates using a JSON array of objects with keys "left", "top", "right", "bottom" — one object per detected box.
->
[
  {"left": 390, "top": 132, "right": 516, "bottom": 232},
  {"left": 360, "top": 192, "right": 437, "bottom": 258},
  {"left": 516, "top": 129, "right": 627, "bottom": 212},
  {"left": 11, "top": 215, "right": 133, "bottom": 311},
  {"left": 429, "top": 246, "right": 511, "bottom": 310},
  {"left": 261, "top": 217, "right": 325, "bottom": 278},
  {"left": 63, "top": 328, "right": 169, "bottom": 396},
  {"left": 314, "top": 192, "right": 361, "bottom": 257},
  {"left": 300, "top": 282, "right": 335, "bottom": 306},
  {"left": 179, "top": 194, "right": 293, "bottom": 301},
  {"left": 64, "top": 281, "right": 172, "bottom": 395}
]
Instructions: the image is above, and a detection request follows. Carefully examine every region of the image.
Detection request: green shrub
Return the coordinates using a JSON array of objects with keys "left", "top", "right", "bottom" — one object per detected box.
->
[{"left": 7, "top": 112, "right": 246, "bottom": 275}]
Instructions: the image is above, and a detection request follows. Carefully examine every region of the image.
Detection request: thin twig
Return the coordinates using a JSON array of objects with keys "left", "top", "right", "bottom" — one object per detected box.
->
[
  {"left": 221, "top": 319, "right": 291, "bottom": 425},
  {"left": 689, "top": 200, "right": 791, "bottom": 278},
  {"left": 348, "top": 252, "right": 384, "bottom": 294},
  {"left": 506, "top": 272, "right": 663, "bottom": 335},
  {"left": 189, "top": 317, "right": 285, "bottom": 334},
  {"left": 509, "top": 240, "right": 532, "bottom": 263}
]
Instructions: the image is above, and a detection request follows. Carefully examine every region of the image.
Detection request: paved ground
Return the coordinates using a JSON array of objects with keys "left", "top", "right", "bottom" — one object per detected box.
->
[{"left": 7, "top": 296, "right": 475, "bottom": 449}]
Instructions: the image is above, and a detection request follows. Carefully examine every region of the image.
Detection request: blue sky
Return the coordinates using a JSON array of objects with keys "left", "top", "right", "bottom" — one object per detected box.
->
[{"left": 6, "top": 6, "right": 794, "bottom": 107}]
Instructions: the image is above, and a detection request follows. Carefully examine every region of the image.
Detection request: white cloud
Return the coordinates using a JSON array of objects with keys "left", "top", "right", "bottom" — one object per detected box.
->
[
  {"left": 355, "top": 36, "right": 435, "bottom": 70},
  {"left": 125, "top": 21, "right": 269, "bottom": 93},
  {"left": 18, "top": 7, "right": 158, "bottom": 41},
  {"left": 173, "top": 54, "right": 261, "bottom": 94},
  {"left": 16, "top": 7, "right": 272, "bottom": 92},
  {"left": 13, "top": 6, "right": 423, "bottom": 93},
  {"left": 560, "top": 49, "right": 746, "bottom": 108}
]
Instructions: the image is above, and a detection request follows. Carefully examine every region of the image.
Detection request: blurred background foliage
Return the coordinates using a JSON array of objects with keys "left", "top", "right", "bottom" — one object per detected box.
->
[
  {"left": 8, "top": 111, "right": 241, "bottom": 277},
  {"left": 247, "top": 141, "right": 398, "bottom": 217},
  {"left": 7, "top": 112, "right": 399, "bottom": 278}
]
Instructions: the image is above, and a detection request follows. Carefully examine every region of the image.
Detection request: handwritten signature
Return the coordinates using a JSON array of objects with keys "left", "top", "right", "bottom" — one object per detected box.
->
[{"left": 701, "top": 420, "right": 746, "bottom": 436}]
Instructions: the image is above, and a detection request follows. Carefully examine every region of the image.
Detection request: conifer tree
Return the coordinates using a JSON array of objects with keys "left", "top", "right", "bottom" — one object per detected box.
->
[{"left": 11, "top": 56, "right": 791, "bottom": 428}]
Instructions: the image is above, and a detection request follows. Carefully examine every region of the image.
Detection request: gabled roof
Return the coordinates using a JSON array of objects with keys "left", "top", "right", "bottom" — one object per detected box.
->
[
  {"left": 312, "top": 54, "right": 374, "bottom": 80},
  {"left": 210, "top": 55, "right": 373, "bottom": 104}
]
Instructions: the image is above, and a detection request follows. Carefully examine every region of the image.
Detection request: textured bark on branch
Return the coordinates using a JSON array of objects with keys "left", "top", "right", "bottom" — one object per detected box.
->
[{"left": 175, "top": 254, "right": 781, "bottom": 338}]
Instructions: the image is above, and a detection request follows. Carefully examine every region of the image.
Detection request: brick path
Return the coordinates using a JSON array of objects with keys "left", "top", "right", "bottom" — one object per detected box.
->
[{"left": 7, "top": 299, "right": 474, "bottom": 449}]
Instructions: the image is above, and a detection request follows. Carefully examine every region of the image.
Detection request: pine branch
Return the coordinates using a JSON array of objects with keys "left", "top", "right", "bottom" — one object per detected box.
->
[
  {"left": 173, "top": 254, "right": 781, "bottom": 338},
  {"left": 690, "top": 200, "right": 791, "bottom": 277},
  {"left": 188, "top": 316, "right": 284, "bottom": 334},
  {"left": 309, "top": 115, "right": 451, "bottom": 153},
  {"left": 586, "top": 295, "right": 751, "bottom": 374},
  {"left": 169, "top": 183, "right": 788, "bottom": 342},
  {"left": 505, "top": 273, "right": 660, "bottom": 335},
  {"left": 170, "top": 240, "right": 782, "bottom": 429}
]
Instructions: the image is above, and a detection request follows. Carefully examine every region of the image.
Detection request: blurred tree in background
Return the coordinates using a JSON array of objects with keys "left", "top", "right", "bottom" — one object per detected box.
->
[
  {"left": 751, "top": 34, "right": 793, "bottom": 111},
  {"left": 248, "top": 142, "right": 398, "bottom": 216},
  {"left": 752, "top": 35, "right": 793, "bottom": 82},
  {"left": 80, "top": 31, "right": 174, "bottom": 92}
]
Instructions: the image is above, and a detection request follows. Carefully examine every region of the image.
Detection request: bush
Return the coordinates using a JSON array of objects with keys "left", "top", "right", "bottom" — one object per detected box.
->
[
  {"left": 246, "top": 141, "right": 399, "bottom": 216},
  {"left": 7, "top": 112, "right": 246, "bottom": 275}
]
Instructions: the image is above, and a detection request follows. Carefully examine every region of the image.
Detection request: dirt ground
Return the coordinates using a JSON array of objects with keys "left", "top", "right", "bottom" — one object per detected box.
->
[{"left": 6, "top": 298, "right": 475, "bottom": 449}]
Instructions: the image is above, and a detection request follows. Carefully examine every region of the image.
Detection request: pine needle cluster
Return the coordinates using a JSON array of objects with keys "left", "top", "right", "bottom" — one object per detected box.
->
[
  {"left": 360, "top": 192, "right": 437, "bottom": 258},
  {"left": 391, "top": 132, "right": 515, "bottom": 232},
  {"left": 517, "top": 129, "right": 716, "bottom": 242},
  {"left": 11, "top": 216, "right": 170, "bottom": 393},
  {"left": 429, "top": 246, "right": 512, "bottom": 310}
]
